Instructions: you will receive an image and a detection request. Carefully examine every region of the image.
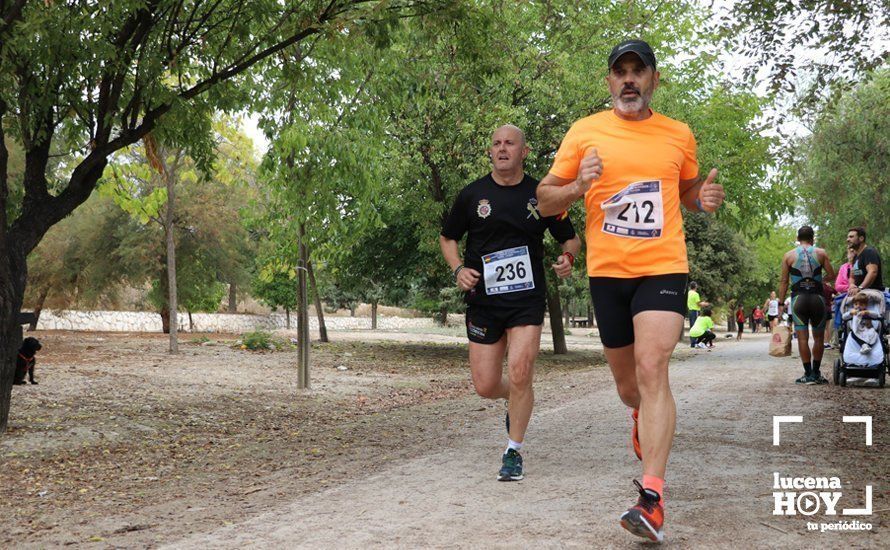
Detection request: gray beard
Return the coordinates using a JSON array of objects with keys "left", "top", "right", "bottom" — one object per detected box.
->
[{"left": 613, "top": 93, "right": 651, "bottom": 116}]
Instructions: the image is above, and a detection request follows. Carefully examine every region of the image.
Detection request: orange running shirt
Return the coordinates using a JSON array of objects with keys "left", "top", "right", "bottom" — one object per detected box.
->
[{"left": 549, "top": 110, "right": 699, "bottom": 278}]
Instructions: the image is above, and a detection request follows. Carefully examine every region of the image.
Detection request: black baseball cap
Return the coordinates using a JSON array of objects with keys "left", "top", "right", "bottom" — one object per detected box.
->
[{"left": 608, "top": 40, "right": 656, "bottom": 70}]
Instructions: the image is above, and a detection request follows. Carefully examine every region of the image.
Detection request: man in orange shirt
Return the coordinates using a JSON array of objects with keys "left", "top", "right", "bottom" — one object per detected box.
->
[{"left": 537, "top": 40, "right": 725, "bottom": 543}]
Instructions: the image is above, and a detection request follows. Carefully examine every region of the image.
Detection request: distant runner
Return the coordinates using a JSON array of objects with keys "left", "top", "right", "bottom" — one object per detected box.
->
[
  {"left": 763, "top": 291, "right": 780, "bottom": 330},
  {"left": 778, "top": 226, "right": 836, "bottom": 384}
]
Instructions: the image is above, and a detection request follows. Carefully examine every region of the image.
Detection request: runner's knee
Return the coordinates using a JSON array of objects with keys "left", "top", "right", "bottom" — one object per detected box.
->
[
  {"left": 635, "top": 359, "right": 669, "bottom": 393},
  {"left": 508, "top": 359, "right": 534, "bottom": 389},
  {"left": 616, "top": 383, "right": 640, "bottom": 408},
  {"left": 473, "top": 377, "right": 502, "bottom": 399}
]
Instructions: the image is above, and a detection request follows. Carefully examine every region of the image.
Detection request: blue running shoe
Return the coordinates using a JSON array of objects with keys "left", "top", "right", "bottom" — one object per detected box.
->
[{"left": 497, "top": 449, "right": 524, "bottom": 481}]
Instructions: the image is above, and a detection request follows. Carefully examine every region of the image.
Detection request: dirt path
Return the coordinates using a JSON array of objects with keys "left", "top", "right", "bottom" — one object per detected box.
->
[{"left": 167, "top": 334, "right": 887, "bottom": 548}]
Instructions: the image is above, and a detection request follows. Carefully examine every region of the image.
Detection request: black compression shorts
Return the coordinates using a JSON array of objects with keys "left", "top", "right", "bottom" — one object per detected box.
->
[
  {"left": 588, "top": 274, "right": 688, "bottom": 348},
  {"left": 466, "top": 304, "right": 545, "bottom": 344},
  {"left": 791, "top": 294, "right": 826, "bottom": 332}
]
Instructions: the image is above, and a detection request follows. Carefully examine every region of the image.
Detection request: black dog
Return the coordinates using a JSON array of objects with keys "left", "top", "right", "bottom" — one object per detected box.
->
[{"left": 14, "top": 337, "right": 41, "bottom": 385}]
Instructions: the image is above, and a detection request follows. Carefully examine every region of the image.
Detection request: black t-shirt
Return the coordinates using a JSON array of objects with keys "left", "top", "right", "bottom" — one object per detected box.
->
[
  {"left": 441, "top": 173, "right": 576, "bottom": 306},
  {"left": 852, "top": 246, "right": 884, "bottom": 290}
]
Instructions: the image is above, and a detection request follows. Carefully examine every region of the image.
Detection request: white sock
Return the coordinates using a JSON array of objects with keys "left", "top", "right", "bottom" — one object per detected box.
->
[{"left": 506, "top": 439, "right": 523, "bottom": 453}]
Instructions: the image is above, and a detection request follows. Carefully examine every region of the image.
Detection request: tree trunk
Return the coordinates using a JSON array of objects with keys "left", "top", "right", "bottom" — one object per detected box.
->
[
  {"left": 0, "top": 321, "right": 23, "bottom": 434},
  {"left": 547, "top": 280, "right": 568, "bottom": 355},
  {"left": 1, "top": 247, "right": 28, "bottom": 433},
  {"left": 285, "top": 308, "right": 291, "bottom": 330},
  {"left": 371, "top": 300, "right": 378, "bottom": 330},
  {"left": 436, "top": 305, "right": 448, "bottom": 326},
  {"left": 188, "top": 311, "right": 194, "bottom": 332},
  {"left": 297, "top": 224, "right": 309, "bottom": 389},
  {"left": 563, "top": 297, "right": 570, "bottom": 328},
  {"left": 307, "top": 260, "right": 328, "bottom": 343},
  {"left": 727, "top": 314, "right": 736, "bottom": 332},
  {"left": 588, "top": 303, "right": 594, "bottom": 327},
  {"left": 160, "top": 305, "right": 171, "bottom": 334},
  {"left": 164, "top": 169, "right": 178, "bottom": 354},
  {"left": 28, "top": 287, "right": 49, "bottom": 331},
  {"left": 349, "top": 304, "right": 356, "bottom": 317},
  {"left": 228, "top": 282, "right": 237, "bottom": 313}
]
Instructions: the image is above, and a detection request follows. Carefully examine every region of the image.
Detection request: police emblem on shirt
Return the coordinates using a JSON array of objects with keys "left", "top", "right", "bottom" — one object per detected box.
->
[{"left": 477, "top": 199, "right": 492, "bottom": 219}]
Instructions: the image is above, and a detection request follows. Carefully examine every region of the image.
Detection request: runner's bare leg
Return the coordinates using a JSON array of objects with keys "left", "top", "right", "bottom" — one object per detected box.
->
[
  {"left": 633, "top": 311, "right": 683, "bottom": 479},
  {"left": 469, "top": 338, "right": 509, "bottom": 400},
  {"left": 503, "top": 324, "right": 542, "bottom": 442},
  {"left": 796, "top": 327, "right": 812, "bottom": 364},
  {"left": 605, "top": 345, "right": 641, "bottom": 409}
]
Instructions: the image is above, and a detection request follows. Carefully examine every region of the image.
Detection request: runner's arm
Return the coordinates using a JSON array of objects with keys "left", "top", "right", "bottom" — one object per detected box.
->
[
  {"left": 777, "top": 253, "right": 791, "bottom": 303},
  {"left": 552, "top": 235, "right": 582, "bottom": 279},
  {"left": 439, "top": 236, "right": 480, "bottom": 291},
  {"left": 537, "top": 148, "right": 603, "bottom": 216},
  {"left": 679, "top": 177, "right": 704, "bottom": 211},
  {"left": 439, "top": 236, "right": 463, "bottom": 272},
  {"left": 537, "top": 173, "right": 585, "bottom": 217},
  {"left": 679, "top": 168, "right": 723, "bottom": 213},
  {"left": 819, "top": 249, "right": 836, "bottom": 282},
  {"left": 560, "top": 235, "right": 581, "bottom": 258}
]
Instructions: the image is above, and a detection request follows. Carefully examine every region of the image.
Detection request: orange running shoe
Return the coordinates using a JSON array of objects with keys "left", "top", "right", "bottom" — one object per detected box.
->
[
  {"left": 620, "top": 480, "right": 664, "bottom": 542},
  {"left": 631, "top": 408, "right": 642, "bottom": 461}
]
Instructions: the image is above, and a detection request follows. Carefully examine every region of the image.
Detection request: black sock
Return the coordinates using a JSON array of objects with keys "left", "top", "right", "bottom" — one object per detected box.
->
[
  {"left": 803, "top": 362, "right": 812, "bottom": 376},
  {"left": 812, "top": 359, "right": 821, "bottom": 376}
]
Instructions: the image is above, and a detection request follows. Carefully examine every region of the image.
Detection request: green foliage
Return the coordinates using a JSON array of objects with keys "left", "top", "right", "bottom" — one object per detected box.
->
[
  {"left": 684, "top": 213, "right": 754, "bottom": 307},
  {"left": 240, "top": 330, "right": 275, "bottom": 351},
  {"left": 92, "top": 121, "right": 258, "bottom": 314},
  {"left": 795, "top": 68, "right": 890, "bottom": 257},
  {"left": 734, "top": 226, "right": 797, "bottom": 310},
  {"left": 252, "top": 263, "right": 299, "bottom": 312},
  {"left": 25, "top": 194, "right": 140, "bottom": 308},
  {"left": 725, "top": 1, "right": 887, "bottom": 105},
  {"left": 346, "top": 0, "right": 783, "bottom": 314}
]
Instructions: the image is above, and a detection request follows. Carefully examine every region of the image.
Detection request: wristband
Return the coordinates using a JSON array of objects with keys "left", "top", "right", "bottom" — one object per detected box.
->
[
  {"left": 695, "top": 198, "right": 705, "bottom": 212},
  {"left": 562, "top": 252, "right": 575, "bottom": 266},
  {"left": 453, "top": 264, "right": 464, "bottom": 281}
]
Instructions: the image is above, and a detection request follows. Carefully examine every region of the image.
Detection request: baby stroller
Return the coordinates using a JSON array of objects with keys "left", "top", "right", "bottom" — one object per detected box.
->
[{"left": 833, "top": 289, "right": 890, "bottom": 387}]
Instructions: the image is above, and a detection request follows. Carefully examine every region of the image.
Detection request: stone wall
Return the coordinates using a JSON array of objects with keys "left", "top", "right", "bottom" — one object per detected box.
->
[{"left": 33, "top": 310, "right": 464, "bottom": 333}]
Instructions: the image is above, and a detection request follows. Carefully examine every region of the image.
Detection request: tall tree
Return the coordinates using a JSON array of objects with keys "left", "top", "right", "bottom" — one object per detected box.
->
[
  {"left": 795, "top": 68, "right": 890, "bottom": 256},
  {"left": 102, "top": 122, "right": 256, "bottom": 349},
  {"left": 1, "top": 1, "right": 450, "bottom": 429}
]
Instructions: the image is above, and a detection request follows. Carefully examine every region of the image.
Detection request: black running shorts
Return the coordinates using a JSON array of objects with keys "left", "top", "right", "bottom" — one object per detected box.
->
[
  {"left": 465, "top": 304, "right": 545, "bottom": 344},
  {"left": 588, "top": 274, "right": 689, "bottom": 348},
  {"left": 791, "top": 294, "right": 826, "bottom": 332}
]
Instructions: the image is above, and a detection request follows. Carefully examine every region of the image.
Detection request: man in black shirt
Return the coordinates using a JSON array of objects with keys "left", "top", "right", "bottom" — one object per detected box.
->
[
  {"left": 440, "top": 124, "right": 580, "bottom": 481},
  {"left": 846, "top": 226, "right": 884, "bottom": 294}
]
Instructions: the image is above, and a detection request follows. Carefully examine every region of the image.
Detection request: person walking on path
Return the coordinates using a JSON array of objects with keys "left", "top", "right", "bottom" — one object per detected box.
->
[
  {"left": 536, "top": 39, "right": 725, "bottom": 543},
  {"left": 752, "top": 306, "right": 764, "bottom": 333},
  {"left": 735, "top": 304, "right": 745, "bottom": 340}
]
